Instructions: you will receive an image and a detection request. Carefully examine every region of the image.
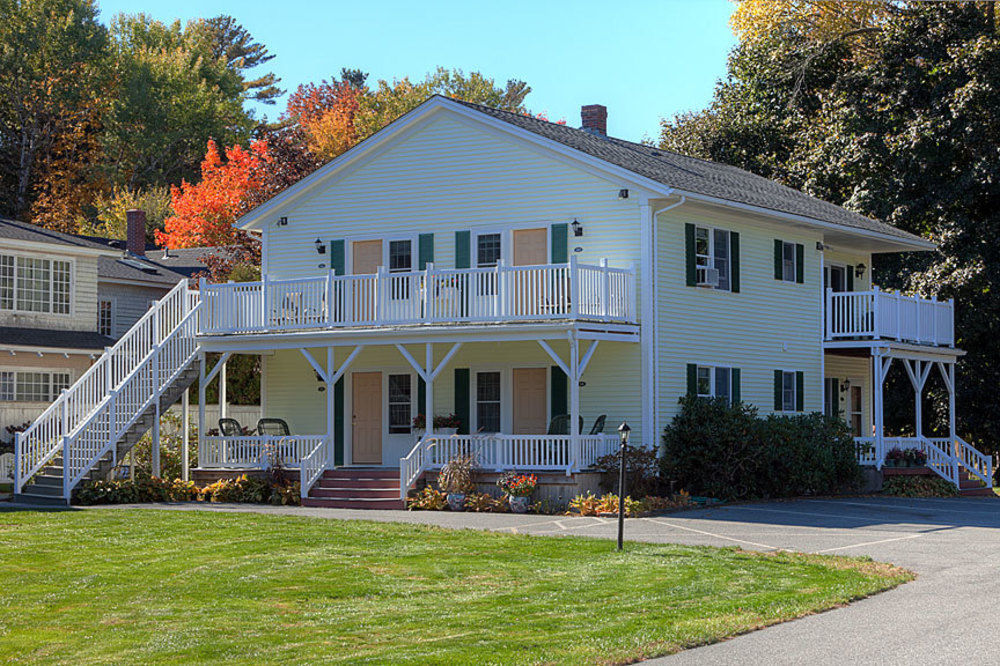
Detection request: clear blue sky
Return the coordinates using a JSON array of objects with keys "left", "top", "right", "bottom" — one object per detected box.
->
[{"left": 96, "top": 0, "right": 736, "bottom": 142}]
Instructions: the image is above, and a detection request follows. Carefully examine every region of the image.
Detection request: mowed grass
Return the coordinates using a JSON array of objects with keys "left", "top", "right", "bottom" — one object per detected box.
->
[{"left": 0, "top": 508, "right": 911, "bottom": 665}]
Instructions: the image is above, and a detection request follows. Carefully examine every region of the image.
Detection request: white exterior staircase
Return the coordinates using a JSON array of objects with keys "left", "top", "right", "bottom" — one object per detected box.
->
[{"left": 14, "top": 283, "right": 201, "bottom": 504}]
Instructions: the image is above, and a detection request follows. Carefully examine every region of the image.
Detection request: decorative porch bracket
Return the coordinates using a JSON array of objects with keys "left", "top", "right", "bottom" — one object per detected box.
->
[
  {"left": 395, "top": 342, "right": 463, "bottom": 439},
  {"left": 537, "top": 337, "right": 600, "bottom": 475}
]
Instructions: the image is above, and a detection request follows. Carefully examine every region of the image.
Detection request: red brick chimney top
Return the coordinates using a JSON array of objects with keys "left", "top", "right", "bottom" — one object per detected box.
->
[
  {"left": 126, "top": 209, "right": 146, "bottom": 256},
  {"left": 581, "top": 104, "right": 607, "bottom": 136}
]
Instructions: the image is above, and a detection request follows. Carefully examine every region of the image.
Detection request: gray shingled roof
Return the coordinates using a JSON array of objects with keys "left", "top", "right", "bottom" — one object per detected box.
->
[
  {"left": 97, "top": 256, "right": 189, "bottom": 286},
  {"left": 448, "top": 97, "right": 926, "bottom": 244},
  {"left": 0, "top": 218, "right": 119, "bottom": 251},
  {"left": 0, "top": 326, "right": 114, "bottom": 350}
]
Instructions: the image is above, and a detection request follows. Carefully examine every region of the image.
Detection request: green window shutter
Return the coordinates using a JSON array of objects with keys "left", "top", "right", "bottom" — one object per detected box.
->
[
  {"left": 334, "top": 377, "right": 345, "bottom": 466},
  {"left": 417, "top": 376, "right": 426, "bottom": 417},
  {"left": 330, "top": 239, "right": 345, "bottom": 275},
  {"left": 550, "top": 223, "right": 568, "bottom": 264},
  {"left": 550, "top": 366, "right": 568, "bottom": 418},
  {"left": 773, "top": 370, "right": 783, "bottom": 411},
  {"left": 732, "top": 368, "right": 741, "bottom": 404},
  {"left": 687, "top": 363, "right": 698, "bottom": 396},
  {"left": 455, "top": 230, "right": 471, "bottom": 269},
  {"left": 685, "top": 224, "right": 696, "bottom": 286},
  {"left": 454, "top": 368, "right": 470, "bottom": 434},
  {"left": 795, "top": 371, "right": 805, "bottom": 412},
  {"left": 730, "top": 231, "right": 740, "bottom": 293},
  {"left": 846, "top": 265, "right": 854, "bottom": 291},
  {"left": 773, "top": 240, "right": 783, "bottom": 280},
  {"left": 418, "top": 233, "right": 434, "bottom": 270},
  {"left": 795, "top": 243, "right": 805, "bottom": 284}
]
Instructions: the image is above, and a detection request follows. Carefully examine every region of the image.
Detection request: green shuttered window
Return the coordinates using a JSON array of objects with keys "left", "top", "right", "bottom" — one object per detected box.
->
[
  {"left": 550, "top": 366, "right": 568, "bottom": 418},
  {"left": 418, "top": 234, "right": 434, "bottom": 270},
  {"left": 330, "top": 239, "right": 345, "bottom": 275},
  {"left": 455, "top": 231, "right": 471, "bottom": 269},
  {"left": 687, "top": 363, "right": 739, "bottom": 404},
  {"left": 550, "top": 223, "right": 568, "bottom": 264},
  {"left": 774, "top": 240, "right": 804, "bottom": 283},
  {"left": 454, "top": 368, "right": 470, "bottom": 434},
  {"left": 773, "top": 370, "right": 804, "bottom": 412},
  {"left": 686, "top": 224, "right": 738, "bottom": 292}
]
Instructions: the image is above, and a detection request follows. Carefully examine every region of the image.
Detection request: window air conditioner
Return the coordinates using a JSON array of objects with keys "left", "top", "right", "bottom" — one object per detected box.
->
[{"left": 696, "top": 266, "right": 720, "bottom": 288}]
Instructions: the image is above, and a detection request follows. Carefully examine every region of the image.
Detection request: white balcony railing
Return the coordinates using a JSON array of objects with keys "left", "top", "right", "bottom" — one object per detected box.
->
[
  {"left": 200, "top": 258, "right": 636, "bottom": 334},
  {"left": 826, "top": 287, "right": 954, "bottom": 346}
]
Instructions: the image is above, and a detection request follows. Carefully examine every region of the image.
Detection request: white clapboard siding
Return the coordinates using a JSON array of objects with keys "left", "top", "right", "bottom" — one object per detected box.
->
[{"left": 97, "top": 282, "right": 173, "bottom": 339}]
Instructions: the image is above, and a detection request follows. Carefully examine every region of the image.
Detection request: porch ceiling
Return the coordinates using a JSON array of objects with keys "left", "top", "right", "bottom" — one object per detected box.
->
[
  {"left": 824, "top": 340, "right": 965, "bottom": 361},
  {"left": 196, "top": 320, "right": 639, "bottom": 353}
]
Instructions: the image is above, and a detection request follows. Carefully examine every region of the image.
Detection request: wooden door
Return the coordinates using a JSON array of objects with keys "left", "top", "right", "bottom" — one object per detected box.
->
[
  {"left": 352, "top": 371, "right": 382, "bottom": 464},
  {"left": 352, "top": 240, "right": 381, "bottom": 321},
  {"left": 512, "top": 367, "right": 548, "bottom": 434},
  {"left": 512, "top": 228, "right": 547, "bottom": 266}
]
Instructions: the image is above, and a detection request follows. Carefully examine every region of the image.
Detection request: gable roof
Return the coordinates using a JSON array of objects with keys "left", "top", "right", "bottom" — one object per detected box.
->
[
  {"left": 237, "top": 96, "right": 931, "bottom": 250},
  {"left": 0, "top": 218, "right": 119, "bottom": 252},
  {"left": 96, "top": 256, "right": 190, "bottom": 286}
]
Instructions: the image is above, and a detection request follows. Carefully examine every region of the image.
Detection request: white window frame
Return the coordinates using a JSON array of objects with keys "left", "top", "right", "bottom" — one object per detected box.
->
[
  {"left": 848, "top": 383, "right": 864, "bottom": 437},
  {"left": 98, "top": 298, "right": 116, "bottom": 337},
  {"left": 0, "top": 368, "right": 72, "bottom": 403},
  {"left": 473, "top": 368, "right": 503, "bottom": 434},
  {"left": 824, "top": 263, "right": 848, "bottom": 293},
  {"left": 0, "top": 251, "right": 74, "bottom": 316},
  {"left": 823, "top": 377, "right": 840, "bottom": 418},
  {"left": 474, "top": 231, "right": 504, "bottom": 268},
  {"left": 780, "top": 241, "right": 797, "bottom": 283},
  {"left": 695, "top": 365, "right": 734, "bottom": 403},
  {"left": 779, "top": 370, "right": 797, "bottom": 412},
  {"left": 693, "top": 226, "right": 731, "bottom": 291},
  {"left": 387, "top": 372, "right": 413, "bottom": 435}
]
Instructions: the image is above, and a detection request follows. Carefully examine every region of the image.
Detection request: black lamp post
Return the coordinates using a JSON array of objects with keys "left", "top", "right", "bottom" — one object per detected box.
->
[{"left": 617, "top": 421, "right": 630, "bottom": 551}]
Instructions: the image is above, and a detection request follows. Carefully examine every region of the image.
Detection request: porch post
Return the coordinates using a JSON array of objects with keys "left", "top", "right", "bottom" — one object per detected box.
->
[
  {"left": 182, "top": 387, "right": 190, "bottom": 482},
  {"left": 569, "top": 332, "right": 580, "bottom": 474},
  {"left": 326, "top": 346, "right": 335, "bottom": 464},
  {"left": 198, "top": 354, "right": 206, "bottom": 469},
  {"left": 219, "top": 357, "right": 228, "bottom": 419},
  {"left": 873, "top": 352, "right": 885, "bottom": 469},
  {"left": 945, "top": 361, "right": 957, "bottom": 441},
  {"left": 151, "top": 401, "right": 160, "bottom": 477},
  {"left": 425, "top": 343, "right": 434, "bottom": 438}
]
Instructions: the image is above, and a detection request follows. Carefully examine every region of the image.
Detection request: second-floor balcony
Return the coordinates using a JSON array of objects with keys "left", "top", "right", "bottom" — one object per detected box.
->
[
  {"left": 200, "top": 259, "right": 636, "bottom": 335},
  {"left": 825, "top": 287, "right": 954, "bottom": 347}
]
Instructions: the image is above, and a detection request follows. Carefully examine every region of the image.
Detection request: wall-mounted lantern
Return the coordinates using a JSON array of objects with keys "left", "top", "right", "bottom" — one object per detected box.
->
[
  {"left": 571, "top": 218, "right": 583, "bottom": 237},
  {"left": 314, "top": 238, "right": 326, "bottom": 254},
  {"left": 855, "top": 263, "right": 866, "bottom": 278}
]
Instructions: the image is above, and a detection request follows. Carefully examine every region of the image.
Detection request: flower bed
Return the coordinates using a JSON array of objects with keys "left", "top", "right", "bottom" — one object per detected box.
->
[
  {"left": 569, "top": 490, "right": 692, "bottom": 517},
  {"left": 73, "top": 474, "right": 301, "bottom": 506}
]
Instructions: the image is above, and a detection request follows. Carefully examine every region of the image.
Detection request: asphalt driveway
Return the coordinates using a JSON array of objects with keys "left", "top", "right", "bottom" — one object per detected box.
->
[{"left": 24, "top": 495, "right": 1000, "bottom": 664}]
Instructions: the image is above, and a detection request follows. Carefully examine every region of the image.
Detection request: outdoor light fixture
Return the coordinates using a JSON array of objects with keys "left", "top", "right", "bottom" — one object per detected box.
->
[
  {"left": 841, "top": 379, "right": 851, "bottom": 393},
  {"left": 855, "top": 263, "right": 867, "bottom": 278},
  {"left": 816, "top": 241, "right": 827, "bottom": 251},
  {"left": 314, "top": 238, "right": 326, "bottom": 254},
  {"left": 277, "top": 216, "right": 288, "bottom": 226},
  {"left": 618, "top": 188, "right": 629, "bottom": 199},
  {"left": 572, "top": 218, "right": 583, "bottom": 237},
  {"left": 616, "top": 421, "right": 631, "bottom": 551}
]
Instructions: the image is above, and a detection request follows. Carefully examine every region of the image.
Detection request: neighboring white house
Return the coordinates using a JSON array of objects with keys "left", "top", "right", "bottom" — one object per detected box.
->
[{"left": 13, "top": 96, "right": 991, "bottom": 505}]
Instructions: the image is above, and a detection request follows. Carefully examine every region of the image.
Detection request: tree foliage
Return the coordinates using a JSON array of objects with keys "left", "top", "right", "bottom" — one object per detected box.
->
[{"left": 663, "top": 2, "right": 1000, "bottom": 452}]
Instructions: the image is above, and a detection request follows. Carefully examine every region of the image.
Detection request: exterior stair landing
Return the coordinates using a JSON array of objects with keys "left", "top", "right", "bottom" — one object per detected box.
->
[{"left": 302, "top": 468, "right": 404, "bottom": 510}]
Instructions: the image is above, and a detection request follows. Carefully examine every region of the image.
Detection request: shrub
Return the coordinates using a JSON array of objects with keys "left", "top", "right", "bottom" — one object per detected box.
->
[
  {"left": 593, "top": 444, "right": 662, "bottom": 497},
  {"left": 660, "top": 396, "right": 862, "bottom": 501},
  {"left": 465, "top": 492, "right": 508, "bottom": 512},
  {"left": 202, "top": 474, "right": 272, "bottom": 503},
  {"left": 881, "top": 475, "right": 959, "bottom": 497},
  {"left": 407, "top": 486, "right": 447, "bottom": 511},
  {"left": 74, "top": 477, "right": 199, "bottom": 505},
  {"left": 437, "top": 455, "right": 477, "bottom": 494}
]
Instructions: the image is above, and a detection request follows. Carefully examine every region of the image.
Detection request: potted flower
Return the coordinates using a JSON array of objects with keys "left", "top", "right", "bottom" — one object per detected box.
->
[
  {"left": 433, "top": 413, "right": 462, "bottom": 436},
  {"left": 438, "top": 454, "right": 476, "bottom": 511},
  {"left": 885, "top": 447, "right": 905, "bottom": 468},
  {"left": 497, "top": 472, "right": 537, "bottom": 513},
  {"left": 412, "top": 413, "right": 427, "bottom": 440},
  {"left": 911, "top": 448, "right": 927, "bottom": 467}
]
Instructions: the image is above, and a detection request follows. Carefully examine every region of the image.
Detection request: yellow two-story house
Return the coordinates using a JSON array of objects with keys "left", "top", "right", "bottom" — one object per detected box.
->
[{"left": 15, "top": 96, "right": 989, "bottom": 505}]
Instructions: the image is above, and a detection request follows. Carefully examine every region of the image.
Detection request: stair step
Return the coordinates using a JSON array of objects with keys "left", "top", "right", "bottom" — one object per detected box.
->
[
  {"left": 315, "top": 477, "right": 400, "bottom": 489},
  {"left": 302, "top": 497, "right": 405, "bottom": 510},
  {"left": 959, "top": 486, "right": 996, "bottom": 497},
  {"left": 310, "top": 487, "right": 400, "bottom": 499},
  {"left": 321, "top": 469, "right": 399, "bottom": 480},
  {"left": 30, "top": 475, "right": 63, "bottom": 488},
  {"left": 21, "top": 483, "right": 63, "bottom": 496},
  {"left": 13, "top": 492, "right": 68, "bottom": 506}
]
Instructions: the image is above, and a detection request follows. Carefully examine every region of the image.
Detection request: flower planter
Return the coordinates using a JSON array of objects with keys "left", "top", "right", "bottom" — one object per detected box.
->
[
  {"left": 436, "top": 428, "right": 459, "bottom": 437},
  {"left": 508, "top": 495, "right": 530, "bottom": 513},
  {"left": 447, "top": 493, "right": 466, "bottom": 511}
]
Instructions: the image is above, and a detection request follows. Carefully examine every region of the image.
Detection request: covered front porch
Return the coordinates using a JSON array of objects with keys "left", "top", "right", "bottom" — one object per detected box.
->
[{"left": 193, "top": 323, "right": 638, "bottom": 499}]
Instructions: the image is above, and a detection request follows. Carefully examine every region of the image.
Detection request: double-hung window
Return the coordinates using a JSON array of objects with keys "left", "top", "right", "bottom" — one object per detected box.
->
[
  {"left": 0, "top": 370, "right": 71, "bottom": 402},
  {"left": 775, "top": 370, "right": 803, "bottom": 413},
  {"left": 693, "top": 226, "right": 731, "bottom": 291},
  {"left": 781, "top": 242, "right": 796, "bottom": 282},
  {"left": 476, "top": 371, "right": 501, "bottom": 433},
  {"left": 387, "top": 374, "right": 412, "bottom": 434},
  {"left": 0, "top": 254, "right": 71, "bottom": 314},
  {"left": 476, "top": 233, "right": 502, "bottom": 296},
  {"left": 694, "top": 365, "right": 735, "bottom": 403},
  {"left": 387, "top": 239, "right": 413, "bottom": 300},
  {"left": 98, "top": 299, "right": 114, "bottom": 337},
  {"left": 775, "top": 240, "right": 804, "bottom": 284}
]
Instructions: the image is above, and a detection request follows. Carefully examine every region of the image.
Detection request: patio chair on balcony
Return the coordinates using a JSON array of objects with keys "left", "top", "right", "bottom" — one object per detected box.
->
[
  {"left": 588, "top": 415, "right": 606, "bottom": 435},
  {"left": 546, "top": 414, "right": 584, "bottom": 436},
  {"left": 218, "top": 418, "right": 245, "bottom": 437},
  {"left": 257, "top": 418, "right": 291, "bottom": 437}
]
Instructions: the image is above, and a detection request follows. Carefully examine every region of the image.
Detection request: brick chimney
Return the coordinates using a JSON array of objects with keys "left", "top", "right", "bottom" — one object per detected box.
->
[
  {"left": 126, "top": 209, "right": 146, "bottom": 256},
  {"left": 581, "top": 104, "right": 607, "bottom": 136}
]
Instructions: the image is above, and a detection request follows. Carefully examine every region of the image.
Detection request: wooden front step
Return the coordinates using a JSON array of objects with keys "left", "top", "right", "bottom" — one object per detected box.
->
[
  {"left": 310, "top": 487, "right": 400, "bottom": 499},
  {"left": 302, "top": 497, "right": 405, "bottom": 510},
  {"left": 321, "top": 468, "right": 400, "bottom": 480},
  {"left": 307, "top": 467, "right": 403, "bottom": 509}
]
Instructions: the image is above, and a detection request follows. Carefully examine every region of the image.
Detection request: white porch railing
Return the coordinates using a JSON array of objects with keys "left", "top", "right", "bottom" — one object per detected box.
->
[
  {"left": 299, "top": 438, "right": 328, "bottom": 498},
  {"left": 399, "top": 433, "right": 619, "bottom": 500},
  {"left": 199, "top": 435, "right": 326, "bottom": 469},
  {"left": 855, "top": 435, "right": 993, "bottom": 489},
  {"left": 200, "top": 257, "right": 636, "bottom": 334},
  {"left": 826, "top": 288, "right": 954, "bottom": 346}
]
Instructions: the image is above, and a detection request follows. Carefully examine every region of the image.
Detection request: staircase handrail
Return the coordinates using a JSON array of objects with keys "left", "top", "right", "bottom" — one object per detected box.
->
[
  {"left": 917, "top": 436, "right": 959, "bottom": 488},
  {"left": 16, "top": 282, "right": 194, "bottom": 491},
  {"left": 299, "top": 439, "right": 328, "bottom": 498},
  {"left": 399, "top": 435, "right": 430, "bottom": 501},
  {"left": 950, "top": 436, "right": 992, "bottom": 487},
  {"left": 63, "top": 302, "right": 202, "bottom": 493}
]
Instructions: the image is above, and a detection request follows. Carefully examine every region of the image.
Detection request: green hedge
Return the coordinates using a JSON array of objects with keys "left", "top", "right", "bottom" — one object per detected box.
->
[{"left": 661, "top": 396, "right": 862, "bottom": 500}]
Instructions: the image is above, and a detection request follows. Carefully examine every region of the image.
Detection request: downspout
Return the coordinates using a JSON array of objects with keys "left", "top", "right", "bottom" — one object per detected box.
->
[{"left": 651, "top": 196, "right": 686, "bottom": 450}]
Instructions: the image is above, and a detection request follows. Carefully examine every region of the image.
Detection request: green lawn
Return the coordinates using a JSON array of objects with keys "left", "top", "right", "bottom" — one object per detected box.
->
[{"left": 0, "top": 508, "right": 911, "bottom": 665}]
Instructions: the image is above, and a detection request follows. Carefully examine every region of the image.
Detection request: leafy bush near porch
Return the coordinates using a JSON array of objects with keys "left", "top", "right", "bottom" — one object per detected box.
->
[
  {"left": 661, "top": 396, "right": 862, "bottom": 501},
  {"left": 74, "top": 477, "right": 200, "bottom": 505},
  {"left": 593, "top": 444, "right": 662, "bottom": 497},
  {"left": 881, "top": 475, "right": 958, "bottom": 498}
]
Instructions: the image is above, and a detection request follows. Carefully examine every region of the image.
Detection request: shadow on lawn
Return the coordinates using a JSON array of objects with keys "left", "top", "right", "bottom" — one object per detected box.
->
[{"left": 678, "top": 496, "right": 1000, "bottom": 532}]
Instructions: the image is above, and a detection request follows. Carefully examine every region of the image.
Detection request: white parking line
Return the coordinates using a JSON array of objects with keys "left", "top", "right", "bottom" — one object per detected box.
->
[
  {"left": 643, "top": 517, "right": 783, "bottom": 551},
  {"left": 814, "top": 533, "right": 923, "bottom": 553}
]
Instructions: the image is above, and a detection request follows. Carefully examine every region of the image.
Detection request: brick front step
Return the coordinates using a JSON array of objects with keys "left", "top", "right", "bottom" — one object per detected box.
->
[
  {"left": 310, "top": 487, "right": 400, "bottom": 499},
  {"left": 302, "top": 497, "right": 405, "bottom": 510},
  {"left": 958, "top": 487, "right": 997, "bottom": 497},
  {"left": 314, "top": 477, "right": 400, "bottom": 489},
  {"left": 321, "top": 468, "right": 400, "bottom": 480}
]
